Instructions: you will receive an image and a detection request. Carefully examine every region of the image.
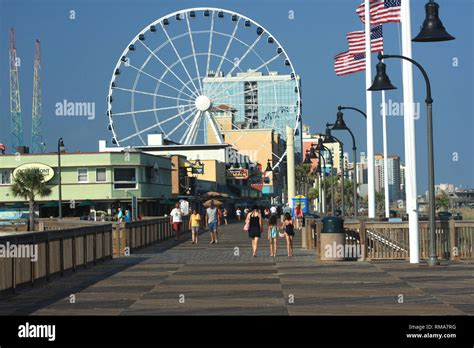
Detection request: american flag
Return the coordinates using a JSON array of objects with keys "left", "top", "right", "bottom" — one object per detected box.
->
[
  {"left": 347, "top": 25, "right": 383, "bottom": 55},
  {"left": 356, "top": 0, "right": 401, "bottom": 26},
  {"left": 334, "top": 52, "right": 366, "bottom": 76}
]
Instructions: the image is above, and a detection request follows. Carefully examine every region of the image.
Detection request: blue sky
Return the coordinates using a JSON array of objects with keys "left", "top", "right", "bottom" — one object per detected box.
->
[{"left": 0, "top": 0, "right": 473, "bottom": 193}]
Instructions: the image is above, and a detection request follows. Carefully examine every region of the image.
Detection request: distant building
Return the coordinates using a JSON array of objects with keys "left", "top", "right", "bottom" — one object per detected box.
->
[
  {"left": 203, "top": 70, "right": 302, "bottom": 156},
  {"left": 374, "top": 153, "right": 401, "bottom": 202},
  {"left": 0, "top": 151, "right": 173, "bottom": 217}
]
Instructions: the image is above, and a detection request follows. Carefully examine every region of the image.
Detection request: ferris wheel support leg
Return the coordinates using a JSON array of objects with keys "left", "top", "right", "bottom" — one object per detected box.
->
[
  {"left": 184, "top": 111, "right": 202, "bottom": 145},
  {"left": 205, "top": 111, "right": 225, "bottom": 144}
]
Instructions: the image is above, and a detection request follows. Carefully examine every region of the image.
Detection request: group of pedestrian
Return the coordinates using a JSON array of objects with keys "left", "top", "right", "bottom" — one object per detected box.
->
[
  {"left": 167, "top": 202, "right": 298, "bottom": 258},
  {"left": 244, "top": 205, "right": 295, "bottom": 258},
  {"left": 170, "top": 201, "right": 222, "bottom": 244},
  {"left": 116, "top": 207, "right": 131, "bottom": 222}
]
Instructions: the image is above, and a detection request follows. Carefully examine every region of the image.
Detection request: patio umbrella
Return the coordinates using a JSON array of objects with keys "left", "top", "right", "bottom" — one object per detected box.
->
[
  {"left": 203, "top": 199, "right": 223, "bottom": 208},
  {"left": 203, "top": 191, "right": 229, "bottom": 198},
  {"left": 43, "top": 201, "right": 60, "bottom": 208}
]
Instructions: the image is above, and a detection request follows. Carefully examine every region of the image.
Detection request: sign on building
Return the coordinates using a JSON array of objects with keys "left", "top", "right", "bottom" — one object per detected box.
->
[
  {"left": 13, "top": 163, "right": 55, "bottom": 182},
  {"left": 226, "top": 168, "right": 249, "bottom": 180}
]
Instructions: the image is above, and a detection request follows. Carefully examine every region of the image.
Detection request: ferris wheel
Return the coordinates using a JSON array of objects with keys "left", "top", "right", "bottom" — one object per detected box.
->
[{"left": 107, "top": 7, "right": 302, "bottom": 168}]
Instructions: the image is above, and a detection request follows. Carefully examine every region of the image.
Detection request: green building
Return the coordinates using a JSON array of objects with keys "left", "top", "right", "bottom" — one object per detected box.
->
[{"left": 0, "top": 151, "right": 172, "bottom": 218}]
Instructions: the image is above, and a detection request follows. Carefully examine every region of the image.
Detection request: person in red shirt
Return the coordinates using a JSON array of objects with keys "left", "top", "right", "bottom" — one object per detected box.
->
[{"left": 294, "top": 204, "right": 303, "bottom": 230}]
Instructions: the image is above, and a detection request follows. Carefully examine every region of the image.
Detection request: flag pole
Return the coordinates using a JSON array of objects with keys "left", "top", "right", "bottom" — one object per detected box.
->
[
  {"left": 364, "top": 0, "right": 376, "bottom": 219},
  {"left": 382, "top": 87, "right": 390, "bottom": 218},
  {"left": 401, "top": 0, "right": 420, "bottom": 263}
]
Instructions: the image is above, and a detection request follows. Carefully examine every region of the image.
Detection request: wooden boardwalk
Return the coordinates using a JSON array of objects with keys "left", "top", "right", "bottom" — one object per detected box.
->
[{"left": 0, "top": 222, "right": 472, "bottom": 316}]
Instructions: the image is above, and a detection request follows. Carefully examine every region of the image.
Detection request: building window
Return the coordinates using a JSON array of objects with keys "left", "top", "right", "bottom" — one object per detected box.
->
[
  {"left": 114, "top": 168, "right": 136, "bottom": 189},
  {"left": 77, "top": 168, "right": 88, "bottom": 182},
  {"left": 96, "top": 168, "right": 106, "bottom": 182},
  {"left": 0, "top": 170, "right": 12, "bottom": 185}
]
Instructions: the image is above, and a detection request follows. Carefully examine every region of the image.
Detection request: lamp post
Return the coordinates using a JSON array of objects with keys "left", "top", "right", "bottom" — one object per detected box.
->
[
  {"left": 315, "top": 138, "right": 334, "bottom": 215},
  {"left": 331, "top": 109, "right": 360, "bottom": 217},
  {"left": 324, "top": 124, "right": 345, "bottom": 217},
  {"left": 368, "top": 52, "right": 439, "bottom": 266},
  {"left": 309, "top": 146, "right": 327, "bottom": 215},
  {"left": 57, "top": 138, "right": 65, "bottom": 219}
]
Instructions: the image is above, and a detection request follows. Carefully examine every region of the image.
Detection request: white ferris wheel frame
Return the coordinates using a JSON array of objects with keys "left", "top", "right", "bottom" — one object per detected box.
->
[{"left": 107, "top": 7, "right": 302, "bottom": 170}]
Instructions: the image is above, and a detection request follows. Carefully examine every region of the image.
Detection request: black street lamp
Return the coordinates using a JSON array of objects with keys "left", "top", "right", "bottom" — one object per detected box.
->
[
  {"left": 369, "top": 52, "right": 438, "bottom": 266},
  {"left": 412, "top": 1, "right": 455, "bottom": 42},
  {"left": 332, "top": 107, "right": 364, "bottom": 217},
  {"left": 324, "top": 124, "right": 345, "bottom": 217},
  {"left": 316, "top": 137, "right": 335, "bottom": 215},
  {"left": 265, "top": 159, "right": 273, "bottom": 172},
  {"left": 57, "top": 138, "right": 65, "bottom": 219},
  {"left": 317, "top": 153, "right": 327, "bottom": 214}
]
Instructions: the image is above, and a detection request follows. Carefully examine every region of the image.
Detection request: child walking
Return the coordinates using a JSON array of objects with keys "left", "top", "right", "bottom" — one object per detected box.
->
[
  {"left": 267, "top": 214, "right": 278, "bottom": 258},
  {"left": 189, "top": 208, "right": 201, "bottom": 244}
]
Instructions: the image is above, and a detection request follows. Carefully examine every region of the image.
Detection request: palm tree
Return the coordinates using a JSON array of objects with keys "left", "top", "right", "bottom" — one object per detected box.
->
[
  {"left": 11, "top": 168, "right": 52, "bottom": 231},
  {"left": 436, "top": 191, "right": 450, "bottom": 211}
]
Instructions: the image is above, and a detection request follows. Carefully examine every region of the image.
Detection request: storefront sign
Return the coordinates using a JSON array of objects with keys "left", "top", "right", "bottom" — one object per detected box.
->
[
  {"left": 13, "top": 163, "right": 55, "bottom": 182},
  {"left": 226, "top": 168, "right": 249, "bottom": 180}
]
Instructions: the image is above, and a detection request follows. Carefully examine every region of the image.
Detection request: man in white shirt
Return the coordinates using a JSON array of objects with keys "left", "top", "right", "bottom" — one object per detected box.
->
[
  {"left": 270, "top": 205, "right": 277, "bottom": 215},
  {"left": 236, "top": 208, "right": 242, "bottom": 221},
  {"left": 170, "top": 203, "right": 183, "bottom": 241}
]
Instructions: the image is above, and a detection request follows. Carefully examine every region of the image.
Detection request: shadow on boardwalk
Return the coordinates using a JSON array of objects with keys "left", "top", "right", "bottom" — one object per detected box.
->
[{"left": 0, "top": 222, "right": 473, "bottom": 316}]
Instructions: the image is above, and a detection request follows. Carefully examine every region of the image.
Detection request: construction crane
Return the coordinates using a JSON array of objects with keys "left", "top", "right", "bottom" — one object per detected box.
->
[
  {"left": 31, "top": 39, "right": 42, "bottom": 153},
  {"left": 9, "top": 28, "right": 23, "bottom": 150}
]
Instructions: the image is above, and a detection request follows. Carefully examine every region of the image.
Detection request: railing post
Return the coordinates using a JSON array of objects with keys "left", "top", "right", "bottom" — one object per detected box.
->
[
  {"left": 93, "top": 231, "right": 97, "bottom": 265},
  {"left": 72, "top": 231, "right": 76, "bottom": 272},
  {"left": 102, "top": 228, "right": 106, "bottom": 261},
  {"left": 316, "top": 220, "right": 321, "bottom": 260},
  {"left": 60, "top": 237, "right": 64, "bottom": 276},
  {"left": 449, "top": 219, "right": 457, "bottom": 261},
  {"left": 83, "top": 234, "right": 87, "bottom": 268},
  {"left": 30, "top": 235, "right": 36, "bottom": 286},
  {"left": 12, "top": 237, "right": 18, "bottom": 290},
  {"left": 359, "top": 219, "right": 367, "bottom": 261},
  {"left": 46, "top": 233, "right": 51, "bottom": 281}
]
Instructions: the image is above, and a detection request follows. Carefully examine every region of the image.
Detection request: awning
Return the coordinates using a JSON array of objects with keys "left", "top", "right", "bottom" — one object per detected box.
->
[
  {"left": 78, "top": 200, "right": 95, "bottom": 207},
  {"left": 42, "top": 201, "right": 60, "bottom": 208},
  {"left": 161, "top": 199, "right": 177, "bottom": 205}
]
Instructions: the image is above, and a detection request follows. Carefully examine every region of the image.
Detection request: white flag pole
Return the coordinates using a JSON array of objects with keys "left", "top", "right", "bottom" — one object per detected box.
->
[
  {"left": 382, "top": 87, "right": 390, "bottom": 218},
  {"left": 364, "top": 0, "right": 376, "bottom": 218},
  {"left": 401, "top": 0, "right": 420, "bottom": 263}
]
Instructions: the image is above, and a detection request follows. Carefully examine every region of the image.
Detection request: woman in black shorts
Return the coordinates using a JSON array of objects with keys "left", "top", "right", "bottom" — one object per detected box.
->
[
  {"left": 281, "top": 212, "right": 294, "bottom": 257},
  {"left": 247, "top": 205, "right": 262, "bottom": 257}
]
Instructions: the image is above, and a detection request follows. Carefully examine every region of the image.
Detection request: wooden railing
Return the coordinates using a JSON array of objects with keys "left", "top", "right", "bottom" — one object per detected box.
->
[
  {"left": 0, "top": 216, "right": 193, "bottom": 294},
  {"left": 306, "top": 218, "right": 474, "bottom": 261},
  {"left": 0, "top": 223, "right": 113, "bottom": 293},
  {"left": 112, "top": 216, "right": 191, "bottom": 257}
]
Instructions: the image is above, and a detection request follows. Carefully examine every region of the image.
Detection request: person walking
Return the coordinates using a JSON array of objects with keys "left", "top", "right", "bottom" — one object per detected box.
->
[
  {"left": 236, "top": 208, "right": 242, "bottom": 221},
  {"left": 270, "top": 205, "right": 277, "bottom": 215},
  {"left": 267, "top": 214, "right": 279, "bottom": 258},
  {"left": 223, "top": 208, "right": 228, "bottom": 225},
  {"left": 264, "top": 207, "right": 270, "bottom": 222},
  {"left": 170, "top": 202, "right": 183, "bottom": 241},
  {"left": 189, "top": 208, "right": 201, "bottom": 244},
  {"left": 124, "top": 209, "right": 131, "bottom": 222},
  {"left": 294, "top": 204, "right": 304, "bottom": 230},
  {"left": 247, "top": 205, "right": 262, "bottom": 257},
  {"left": 117, "top": 207, "right": 123, "bottom": 222},
  {"left": 281, "top": 212, "right": 295, "bottom": 257},
  {"left": 205, "top": 201, "right": 220, "bottom": 244}
]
